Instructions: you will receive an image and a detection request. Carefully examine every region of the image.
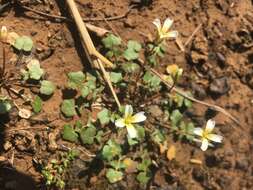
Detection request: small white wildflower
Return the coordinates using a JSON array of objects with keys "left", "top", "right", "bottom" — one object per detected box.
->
[
  {"left": 115, "top": 105, "right": 146, "bottom": 138},
  {"left": 193, "top": 119, "right": 223, "bottom": 151},
  {"left": 153, "top": 18, "right": 178, "bottom": 40}
]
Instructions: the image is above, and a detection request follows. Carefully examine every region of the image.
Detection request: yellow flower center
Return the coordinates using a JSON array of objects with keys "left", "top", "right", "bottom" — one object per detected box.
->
[
  {"left": 124, "top": 116, "right": 134, "bottom": 125},
  {"left": 202, "top": 130, "right": 209, "bottom": 140}
]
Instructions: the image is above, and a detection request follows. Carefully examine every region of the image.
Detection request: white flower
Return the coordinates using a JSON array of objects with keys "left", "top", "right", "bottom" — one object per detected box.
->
[
  {"left": 115, "top": 105, "right": 146, "bottom": 138},
  {"left": 193, "top": 119, "right": 223, "bottom": 151},
  {"left": 153, "top": 18, "right": 178, "bottom": 40}
]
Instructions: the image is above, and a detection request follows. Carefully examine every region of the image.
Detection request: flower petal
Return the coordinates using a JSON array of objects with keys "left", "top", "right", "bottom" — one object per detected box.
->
[
  {"left": 126, "top": 124, "right": 138, "bottom": 138},
  {"left": 115, "top": 118, "right": 125, "bottom": 128},
  {"left": 206, "top": 119, "right": 215, "bottom": 132},
  {"left": 193, "top": 138, "right": 202, "bottom": 143},
  {"left": 163, "top": 31, "right": 178, "bottom": 39},
  {"left": 124, "top": 105, "right": 133, "bottom": 118},
  {"left": 131, "top": 112, "right": 146, "bottom": 123},
  {"left": 153, "top": 18, "right": 162, "bottom": 30},
  {"left": 162, "top": 18, "right": 174, "bottom": 33},
  {"left": 193, "top": 127, "right": 203, "bottom": 137},
  {"left": 200, "top": 138, "right": 209, "bottom": 151},
  {"left": 207, "top": 134, "right": 223, "bottom": 143}
]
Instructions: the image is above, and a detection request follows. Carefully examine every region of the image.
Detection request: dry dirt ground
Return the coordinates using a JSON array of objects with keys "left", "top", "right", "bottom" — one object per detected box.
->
[{"left": 0, "top": 0, "right": 253, "bottom": 190}]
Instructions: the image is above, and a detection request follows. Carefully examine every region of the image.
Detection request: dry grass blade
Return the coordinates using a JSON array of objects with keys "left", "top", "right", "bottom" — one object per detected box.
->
[{"left": 66, "top": 0, "right": 121, "bottom": 109}]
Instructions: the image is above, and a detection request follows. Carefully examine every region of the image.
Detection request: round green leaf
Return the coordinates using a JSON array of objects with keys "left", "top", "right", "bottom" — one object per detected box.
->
[
  {"left": 40, "top": 80, "right": 55, "bottom": 95},
  {"left": 106, "top": 169, "right": 123, "bottom": 183},
  {"left": 61, "top": 99, "right": 76, "bottom": 117},
  {"left": 14, "top": 36, "right": 33, "bottom": 51},
  {"left": 22, "top": 36, "right": 33, "bottom": 51},
  {"left": 27, "top": 60, "right": 44, "bottom": 80},
  {"left": 79, "top": 126, "right": 96, "bottom": 145},
  {"left": 62, "top": 124, "right": 78, "bottom": 142},
  {"left": 67, "top": 71, "right": 85, "bottom": 89},
  {"left": 109, "top": 72, "right": 122, "bottom": 83}
]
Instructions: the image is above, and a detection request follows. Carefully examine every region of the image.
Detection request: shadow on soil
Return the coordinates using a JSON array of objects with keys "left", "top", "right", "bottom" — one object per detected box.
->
[{"left": 0, "top": 118, "right": 37, "bottom": 190}]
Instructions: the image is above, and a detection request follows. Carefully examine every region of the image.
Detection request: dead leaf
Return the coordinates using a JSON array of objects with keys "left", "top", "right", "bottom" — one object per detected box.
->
[
  {"left": 190, "top": 159, "right": 202, "bottom": 165},
  {"left": 159, "top": 142, "right": 167, "bottom": 154},
  {"left": 86, "top": 23, "right": 109, "bottom": 37},
  {"left": 166, "top": 64, "right": 179, "bottom": 75},
  {"left": 18, "top": 108, "right": 32, "bottom": 119},
  {"left": 123, "top": 158, "right": 138, "bottom": 173},
  {"left": 167, "top": 145, "right": 176, "bottom": 161}
]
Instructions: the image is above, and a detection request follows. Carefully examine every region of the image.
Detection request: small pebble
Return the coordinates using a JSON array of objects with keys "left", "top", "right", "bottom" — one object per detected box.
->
[{"left": 209, "top": 77, "right": 230, "bottom": 96}]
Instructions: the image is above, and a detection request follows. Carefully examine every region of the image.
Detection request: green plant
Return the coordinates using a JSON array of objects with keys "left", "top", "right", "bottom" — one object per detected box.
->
[
  {"left": 40, "top": 80, "right": 55, "bottom": 96},
  {"left": 32, "top": 95, "right": 42, "bottom": 113},
  {"left": 13, "top": 36, "right": 33, "bottom": 52},
  {"left": 136, "top": 155, "right": 152, "bottom": 184},
  {"left": 62, "top": 120, "right": 102, "bottom": 145},
  {"left": 41, "top": 150, "right": 79, "bottom": 189},
  {"left": 61, "top": 99, "right": 77, "bottom": 117},
  {"left": 143, "top": 71, "right": 161, "bottom": 91},
  {"left": 21, "top": 59, "right": 44, "bottom": 80},
  {"left": 102, "top": 34, "right": 122, "bottom": 59}
]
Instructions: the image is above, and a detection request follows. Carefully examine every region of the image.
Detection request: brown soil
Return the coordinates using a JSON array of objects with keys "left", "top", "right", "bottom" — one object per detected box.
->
[{"left": 0, "top": 0, "right": 253, "bottom": 190}]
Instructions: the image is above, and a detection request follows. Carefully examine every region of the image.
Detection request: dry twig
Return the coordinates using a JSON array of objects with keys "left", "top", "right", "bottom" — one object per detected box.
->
[
  {"left": 19, "top": 4, "right": 132, "bottom": 22},
  {"left": 149, "top": 68, "right": 240, "bottom": 126},
  {"left": 184, "top": 23, "right": 202, "bottom": 47}
]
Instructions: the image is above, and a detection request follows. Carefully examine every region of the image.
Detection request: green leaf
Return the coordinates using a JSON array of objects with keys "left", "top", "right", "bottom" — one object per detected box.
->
[
  {"left": 97, "top": 108, "right": 110, "bottom": 125},
  {"left": 109, "top": 160, "right": 126, "bottom": 170},
  {"left": 61, "top": 99, "right": 76, "bottom": 117},
  {"left": 174, "top": 94, "right": 184, "bottom": 108},
  {"left": 106, "top": 169, "right": 123, "bottom": 183},
  {"left": 102, "top": 140, "right": 122, "bottom": 161},
  {"left": 32, "top": 96, "right": 42, "bottom": 113},
  {"left": 136, "top": 125, "right": 145, "bottom": 140},
  {"left": 151, "top": 129, "right": 166, "bottom": 144},
  {"left": 123, "top": 40, "right": 142, "bottom": 61},
  {"left": 14, "top": 36, "right": 33, "bottom": 51},
  {"left": 95, "top": 130, "right": 103, "bottom": 143},
  {"left": 121, "top": 62, "right": 140, "bottom": 73},
  {"left": 80, "top": 86, "right": 90, "bottom": 98},
  {"left": 170, "top": 109, "right": 183, "bottom": 126},
  {"left": 102, "top": 34, "right": 121, "bottom": 49},
  {"left": 143, "top": 71, "right": 161, "bottom": 89},
  {"left": 85, "top": 79, "right": 96, "bottom": 90},
  {"left": 27, "top": 60, "right": 44, "bottom": 80},
  {"left": 184, "top": 98, "right": 192, "bottom": 108},
  {"left": 67, "top": 71, "right": 85, "bottom": 89},
  {"left": 109, "top": 72, "right": 122, "bottom": 83},
  {"left": 137, "top": 158, "right": 151, "bottom": 172},
  {"left": 40, "top": 80, "right": 55, "bottom": 95},
  {"left": 123, "top": 49, "right": 139, "bottom": 61},
  {"left": 184, "top": 122, "right": 195, "bottom": 141},
  {"left": 0, "top": 98, "right": 12, "bottom": 114},
  {"left": 62, "top": 124, "right": 78, "bottom": 142},
  {"left": 79, "top": 125, "right": 97, "bottom": 145},
  {"left": 20, "top": 69, "right": 29, "bottom": 81},
  {"left": 127, "top": 137, "right": 138, "bottom": 146},
  {"left": 184, "top": 92, "right": 193, "bottom": 108},
  {"left": 136, "top": 172, "right": 151, "bottom": 184},
  {"left": 75, "top": 120, "right": 83, "bottom": 131},
  {"left": 127, "top": 40, "right": 142, "bottom": 52}
]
